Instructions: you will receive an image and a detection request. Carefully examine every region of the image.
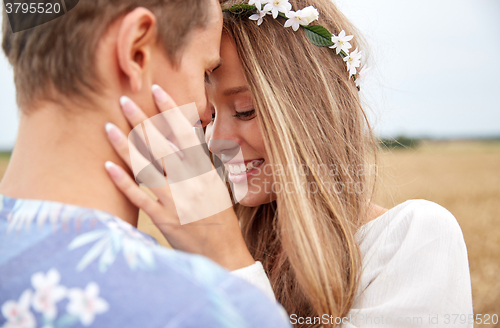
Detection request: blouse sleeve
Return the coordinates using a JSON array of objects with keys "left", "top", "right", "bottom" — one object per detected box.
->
[
  {"left": 231, "top": 261, "right": 276, "bottom": 301},
  {"left": 342, "top": 200, "right": 473, "bottom": 328}
]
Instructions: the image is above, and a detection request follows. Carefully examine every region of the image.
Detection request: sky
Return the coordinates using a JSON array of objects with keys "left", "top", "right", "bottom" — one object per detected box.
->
[{"left": 0, "top": 0, "right": 499, "bottom": 150}]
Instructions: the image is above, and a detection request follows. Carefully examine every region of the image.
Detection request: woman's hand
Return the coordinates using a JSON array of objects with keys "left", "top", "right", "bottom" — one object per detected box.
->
[{"left": 104, "top": 85, "right": 255, "bottom": 271}]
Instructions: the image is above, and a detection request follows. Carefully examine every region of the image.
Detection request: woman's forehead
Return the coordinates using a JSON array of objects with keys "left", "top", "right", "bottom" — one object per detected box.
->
[{"left": 211, "top": 36, "right": 248, "bottom": 88}]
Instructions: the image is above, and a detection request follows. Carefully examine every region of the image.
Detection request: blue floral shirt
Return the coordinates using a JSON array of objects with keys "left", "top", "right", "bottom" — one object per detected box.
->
[{"left": 0, "top": 195, "right": 290, "bottom": 328}]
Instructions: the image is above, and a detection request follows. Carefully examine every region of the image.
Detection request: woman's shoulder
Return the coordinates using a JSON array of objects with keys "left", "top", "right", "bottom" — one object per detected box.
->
[
  {"left": 356, "top": 199, "right": 465, "bottom": 253},
  {"left": 352, "top": 199, "right": 473, "bottom": 317}
]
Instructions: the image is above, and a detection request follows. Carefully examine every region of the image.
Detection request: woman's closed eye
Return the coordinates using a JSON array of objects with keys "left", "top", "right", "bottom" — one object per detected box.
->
[{"left": 233, "top": 109, "right": 256, "bottom": 121}]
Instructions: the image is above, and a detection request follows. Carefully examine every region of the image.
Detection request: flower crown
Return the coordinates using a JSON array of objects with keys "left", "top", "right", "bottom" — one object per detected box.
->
[{"left": 223, "top": 0, "right": 368, "bottom": 90}]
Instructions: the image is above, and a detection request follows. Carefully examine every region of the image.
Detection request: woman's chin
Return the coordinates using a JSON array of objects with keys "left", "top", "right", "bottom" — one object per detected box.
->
[
  {"left": 235, "top": 191, "right": 275, "bottom": 208},
  {"left": 237, "top": 198, "right": 260, "bottom": 207}
]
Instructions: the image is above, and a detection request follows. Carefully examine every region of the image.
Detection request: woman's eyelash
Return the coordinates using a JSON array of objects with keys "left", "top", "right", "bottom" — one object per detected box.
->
[
  {"left": 210, "top": 109, "right": 256, "bottom": 122},
  {"left": 233, "top": 109, "right": 256, "bottom": 119}
]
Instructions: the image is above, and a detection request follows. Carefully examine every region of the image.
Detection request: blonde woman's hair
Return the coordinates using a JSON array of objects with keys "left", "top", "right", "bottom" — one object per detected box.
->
[{"left": 221, "top": 0, "right": 378, "bottom": 326}]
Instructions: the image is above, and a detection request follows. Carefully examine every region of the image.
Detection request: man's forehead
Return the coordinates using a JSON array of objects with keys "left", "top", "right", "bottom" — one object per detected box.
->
[
  {"left": 206, "top": 0, "right": 223, "bottom": 26},
  {"left": 199, "top": 3, "right": 223, "bottom": 60}
]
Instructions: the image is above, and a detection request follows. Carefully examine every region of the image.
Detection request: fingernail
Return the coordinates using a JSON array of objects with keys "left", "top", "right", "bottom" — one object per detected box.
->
[
  {"left": 105, "top": 161, "right": 122, "bottom": 179},
  {"left": 105, "top": 123, "right": 122, "bottom": 143},
  {"left": 120, "top": 96, "right": 136, "bottom": 116},
  {"left": 152, "top": 84, "right": 168, "bottom": 104}
]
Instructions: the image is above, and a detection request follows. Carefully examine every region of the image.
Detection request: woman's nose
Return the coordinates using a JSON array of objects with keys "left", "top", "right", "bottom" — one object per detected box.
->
[
  {"left": 208, "top": 139, "right": 241, "bottom": 164},
  {"left": 208, "top": 118, "right": 242, "bottom": 162},
  {"left": 207, "top": 138, "right": 242, "bottom": 182}
]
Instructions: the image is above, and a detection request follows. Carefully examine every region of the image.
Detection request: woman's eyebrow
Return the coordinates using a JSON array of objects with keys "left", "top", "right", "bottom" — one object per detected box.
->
[{"left": 223, "top": 86, "right": 250, "bottom": 96}]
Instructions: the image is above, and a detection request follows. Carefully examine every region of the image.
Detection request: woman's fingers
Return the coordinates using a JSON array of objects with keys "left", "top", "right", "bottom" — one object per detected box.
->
[
  {"left": 120, "top": 96, "right": 182, "bottom": 161},
  {"left": 151, "top": 85, "right": 202, "bottom": 149},
  {"left": 106, "top": 122, "right": 154, "bottom": 173},
  {"left": 105, "top": 123, "right": 133, "bottom": 168},
  {"left": 104, "top": 161, "right": 165, "bottom": 219},
  {"left": 120, "top": 96, "right": 152, "bottom": 130},
  {"left": 152, "top": 84, "right": 177, "bottom": 112},
  {"left": 105, "top": 122, "right": 167, "bottom": 186}
]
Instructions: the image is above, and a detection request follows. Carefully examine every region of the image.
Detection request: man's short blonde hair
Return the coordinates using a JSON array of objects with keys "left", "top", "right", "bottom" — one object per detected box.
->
[{"left": 2, "top": 0, "right": 210, "bottom": 109}]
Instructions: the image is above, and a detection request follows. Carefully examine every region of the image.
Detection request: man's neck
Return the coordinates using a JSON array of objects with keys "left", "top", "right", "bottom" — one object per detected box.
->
[{"left": 0, "top": 99, "right": 139, "bottom": 226}]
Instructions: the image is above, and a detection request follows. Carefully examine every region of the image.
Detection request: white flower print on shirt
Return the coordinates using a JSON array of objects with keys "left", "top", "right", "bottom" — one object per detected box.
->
[
  {"left": 1, "top": 290, "right": 36, "bottom": 328},
  {"left": 66, "top": 283, "right": 109, "bottom": 326},
  {"left": 31, "top": 269, "right": 67, "bottom": 320},
  {"left": 1, "top": 269, "right": 109, "bottom": 328}
]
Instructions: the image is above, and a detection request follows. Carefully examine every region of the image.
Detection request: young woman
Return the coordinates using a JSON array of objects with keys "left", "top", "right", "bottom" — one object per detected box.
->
[{"left": 104, "top": 0, "right": 473, "bottom": 326}]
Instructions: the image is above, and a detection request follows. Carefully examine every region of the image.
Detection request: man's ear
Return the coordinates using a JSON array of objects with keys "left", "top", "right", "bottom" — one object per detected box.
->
[{"left": 117, "top": 8, "right": 157, "bottom": 93}]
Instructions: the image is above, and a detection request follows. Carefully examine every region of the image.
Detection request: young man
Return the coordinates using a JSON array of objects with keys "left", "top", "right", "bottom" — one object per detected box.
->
[{"left": 0, "top": 1, "right": 290, "bottom": 327}]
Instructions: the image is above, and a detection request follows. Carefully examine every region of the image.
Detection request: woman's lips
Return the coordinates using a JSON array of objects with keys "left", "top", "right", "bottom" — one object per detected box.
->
[{"left": 226, "top": 159, "right": 265, "bottom": 184}]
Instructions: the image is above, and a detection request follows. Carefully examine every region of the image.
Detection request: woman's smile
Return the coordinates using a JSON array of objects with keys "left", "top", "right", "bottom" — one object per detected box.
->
[{"left": 226, "top": 159, "right": 265, "bottom": 183}]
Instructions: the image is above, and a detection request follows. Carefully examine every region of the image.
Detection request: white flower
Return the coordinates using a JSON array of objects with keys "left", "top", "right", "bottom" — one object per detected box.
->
[
  {"left": 31, "top": 269, "right": 67, "bottom": 320},
  {"left": 355, "top": 66, "right": 370, "bottom": 88},
  {"left": 329, "top": 30, "right": 353, "bottom": 55},
  {"left": 263, "top": 0, "right": 291, "bottom": 19},
  {"left": 248, "top": 0, "right": 268, "bottom": 10},
  {"left": 249, "top": 8, "right": 270, "bottom": 25},
  {"left": 299, "top": 6, "right": 319, "bottom": 24},
  {"left": 284, "top": 11, "right": 305, "bottom": 31},
  {"left": 1, "top": 290, "right": 36, "bottom": 328},
  {"left": 343, "top": 48, "right": 362, "bottom": 76},
  {"left": 284, "top": 6, "right": 319, "bottom": 31},
  {"left": 67, "top": 283, "right": 109, "bottom": 326}
]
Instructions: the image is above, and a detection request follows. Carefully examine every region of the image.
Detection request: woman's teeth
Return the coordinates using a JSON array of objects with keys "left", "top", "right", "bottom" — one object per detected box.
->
[{"left": 227, "top": 160, "right": 265, "bottom": 175}]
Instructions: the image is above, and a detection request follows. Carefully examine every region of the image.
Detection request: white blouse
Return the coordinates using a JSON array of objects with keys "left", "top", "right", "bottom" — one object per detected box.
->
[{"left": 231, "top": 199, "right": 474, "bottom": 327}]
